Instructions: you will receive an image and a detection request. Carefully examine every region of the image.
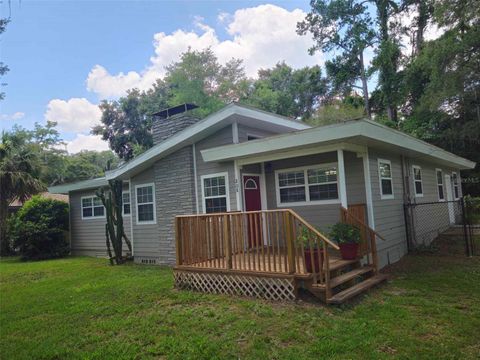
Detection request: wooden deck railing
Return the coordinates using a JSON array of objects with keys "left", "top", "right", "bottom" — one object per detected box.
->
[
  {"left": 175, "top": 209, "right": 339, "bottom": 289},
  {"left": 340, "top": 205, "right": 385, "bottom": 273}
]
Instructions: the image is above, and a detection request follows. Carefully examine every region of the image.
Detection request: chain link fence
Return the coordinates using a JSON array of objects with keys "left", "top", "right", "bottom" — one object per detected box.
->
[{"left": 404, "top": 198, "right": 478, "bottom": 256}]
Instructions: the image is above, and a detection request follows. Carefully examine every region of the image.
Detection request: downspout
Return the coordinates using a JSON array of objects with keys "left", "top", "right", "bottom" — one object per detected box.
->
[
  {"left": 192, "top": 143, "right": 200, "bottom": 214},
  {"left": 401, "top": 155, "right": 412, "bottom": 252},
  {"left": 128, "top": 179, "right": 134, "bottom": 256}
]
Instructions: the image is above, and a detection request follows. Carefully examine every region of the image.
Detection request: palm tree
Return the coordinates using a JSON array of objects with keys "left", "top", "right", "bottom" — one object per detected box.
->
[{"left": 0, "top": 131, "right": 45, "bottom": 255}]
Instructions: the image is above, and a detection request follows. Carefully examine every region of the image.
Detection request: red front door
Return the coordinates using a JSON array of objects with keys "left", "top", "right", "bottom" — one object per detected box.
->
[
  {"left": 243, "top": 175, "right": 262, "bottom": 248},
  {"left": 244, "top": 175, "right": 261, "bottom": 211}
]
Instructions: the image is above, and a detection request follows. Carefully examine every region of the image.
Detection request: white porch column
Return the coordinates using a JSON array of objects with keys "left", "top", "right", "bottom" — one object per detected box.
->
[
  {"left": 234, "top": 159, "right": 243, "bottom": 211},
  {"left": 337, "top": 149, "right": 348, "bottom": 208},
  {"left": 260, "top": 162, "right": 268, "bottom": 210},
  {"left": 361, "top": 149, "right": 375, "bottom": 228}
]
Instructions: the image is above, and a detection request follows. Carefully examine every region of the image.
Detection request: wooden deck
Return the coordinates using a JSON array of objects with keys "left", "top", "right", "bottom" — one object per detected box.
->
[
  {"left": 176, "top": 246, "right": 355, "bottom": 278},
  {"left": 173, "top": 208, "right": 386, "bottom": 303}
]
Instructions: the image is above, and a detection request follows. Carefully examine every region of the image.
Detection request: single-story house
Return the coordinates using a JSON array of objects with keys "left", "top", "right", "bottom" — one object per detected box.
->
[
  {"left": 9, "top": 192, "right": 69, "bottom": 214},
  {"left": 49, "top": 103, "right": 475, "bottom": 303}
]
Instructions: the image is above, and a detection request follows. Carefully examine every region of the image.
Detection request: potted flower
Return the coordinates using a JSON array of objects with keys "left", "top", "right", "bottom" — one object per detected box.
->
[
  {"left": 297, "top": 226, "right": 324, "bottom": 273},
  {"left": 329, "top": 223, "right": 361, "bottom": 260}
]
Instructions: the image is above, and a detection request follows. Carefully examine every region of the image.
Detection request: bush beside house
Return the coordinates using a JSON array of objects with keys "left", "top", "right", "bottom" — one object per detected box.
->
[{"left": 8, "top": 196, "right": 69, "bottom": 260}]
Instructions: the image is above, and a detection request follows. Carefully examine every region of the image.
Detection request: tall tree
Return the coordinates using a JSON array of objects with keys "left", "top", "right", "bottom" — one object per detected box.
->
[
  {"left": 298, "top": 0, "right": 376, "bottom": 118},
  {"left": 0, "top": 131, "right": 45, "bottom": 255},
  {"left": 0, "top": 18, "right": 9, "bottom": 100},
  {"left": 246, "top": 62, "right": 327, "bottom": 119}
]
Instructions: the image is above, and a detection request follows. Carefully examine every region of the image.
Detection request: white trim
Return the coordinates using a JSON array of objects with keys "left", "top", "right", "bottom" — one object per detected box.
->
[
  {"left": 412, "top": 165, "right": 424, "bottom": 198},
  {"left": 49, "top": 177, "right": 108, "bottom": 194},
  {"left": 192, "top": 143, "right": 200, "bottom": 214},
  {"left": 378, "top": 158, "right": 394, "bottom": 200},
  {"left": 128, "top": 179, "right": 134, "bottom": 256},
  {"left": 274, "top": 162, "right": 341, "bottom": 207},
  {"left": 337, "top": 149, "right": 348, "bottom": 208},
  {"left": 200, "top": 172, "right": 231, "bottom": 214},
  {"left": 135, "top": 182, "right": 157, "bottom": 225},
  {"left": 362, "top": 149, "right": 375, "bottom": 228},
  {"left": 122, "top": 190, "right": 131, "bottom": 216},
  {"left": 234, "top": 160, "right": 242, "bottom": 211},
  {"left": 452, "top": 171, "right": 460, "bottom": 200},
  {"left": 80, "top": 195, "right": 106, "bottom": 220},
  {"left": 105, "top": 103, "right": 309, "bottom": 180},
  {"left": 200, "top": 119, "right": 475, "bottom": 170},
  {"left": 235, "top": 143, "right": 365, "bottom": 167},
  {"left": 232, "top": 121, "right": 239, "bottom": 144},
  {"left": 435, "top": 168, "right": 445, "bottom": 202}
]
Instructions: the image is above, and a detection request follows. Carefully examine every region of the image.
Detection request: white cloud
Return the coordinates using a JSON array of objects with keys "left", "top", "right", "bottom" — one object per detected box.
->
[
  {"left": 64, "top": 134, "right": 109, "bottom": 153},
  {"left": 86, "top": 4, "right": 322, "bottom": 98},
  {"left": 0, "top": 111, "right": 25, "bottom": 121},
  {"left": 45, "top": 98, "right": 102, "bottom": 133}
]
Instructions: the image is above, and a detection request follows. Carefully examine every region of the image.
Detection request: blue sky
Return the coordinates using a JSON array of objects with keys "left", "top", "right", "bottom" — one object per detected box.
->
[{"left": 0, "top": 1, "right": 345, "bottom": 152}]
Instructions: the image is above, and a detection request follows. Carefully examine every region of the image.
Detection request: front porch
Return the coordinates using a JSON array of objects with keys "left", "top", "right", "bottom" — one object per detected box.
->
[{"left": 173, "top": 208, "right": 386, "bottom": 304}]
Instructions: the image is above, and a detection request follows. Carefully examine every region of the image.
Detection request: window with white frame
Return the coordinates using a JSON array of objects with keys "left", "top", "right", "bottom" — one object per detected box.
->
[
  {"left": 378, "top": 159, "right": 394, "bottom": 199},
  {"left": 412, "top": 165, "right": 423, "bottom": 197},
  {"left": 81, "top": 196, "right": 105, "bottom": 219},
  {"left": 202, "top": 173, "right": 229, "bottom": 213},
  {"left": 452, "top": 172, "right": 460, "bottom": 199},
  {"left": 122, "top": 191, "right": 131, "bottom": 215},
  {"left": 276, "top": 164, "right": 338, "bottom": 205},
  {"left": 436, "top": 169, "right": 445, "bottom": 201},
  {"left": 136, "top": 184, "right": 155, "bottom": 224}
]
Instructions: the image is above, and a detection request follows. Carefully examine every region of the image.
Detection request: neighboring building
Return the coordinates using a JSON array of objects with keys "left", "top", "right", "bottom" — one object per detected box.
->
[
  {"left": 49, "top": 103, "right": 475, "bottom": 269},
  {"left": 9, "top": 192, "right": 69, "bottom": 214}
]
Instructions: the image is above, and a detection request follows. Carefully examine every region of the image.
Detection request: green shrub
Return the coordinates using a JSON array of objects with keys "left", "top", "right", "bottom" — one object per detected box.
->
[
  {"left": 10, "top": 196, "right": 69, "bottom": 260},
  {"left": 464, "top": 195, "right": 480, "bottom": 225},
  {"left": 329, "top": 222, "right": 361, "bottom": 245}
]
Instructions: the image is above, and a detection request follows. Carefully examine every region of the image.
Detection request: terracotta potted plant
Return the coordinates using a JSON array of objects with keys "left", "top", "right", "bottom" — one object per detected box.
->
[
  {"left": 297, "top": 226, "right": 324, "bottom": 273},
  {"left": 329, "top": 223, "right": 361, "bottom": 260}
]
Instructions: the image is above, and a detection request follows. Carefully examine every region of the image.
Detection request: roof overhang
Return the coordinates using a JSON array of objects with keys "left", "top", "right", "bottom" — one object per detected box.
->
[
  {"left": 48, "top": 177, "right": 109, "bottom": 194},
  {"left": 201, "top": 119, "right": 476, "bottom": 170},
  {"left": 105, "top": 103, "right": 310, "bottom": 180}
]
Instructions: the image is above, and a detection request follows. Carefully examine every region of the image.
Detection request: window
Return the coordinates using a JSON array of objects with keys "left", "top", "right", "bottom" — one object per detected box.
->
[
  {"left": 244, "top": 178, "right": 258, "bottom": 189},
  {"left": 378, "top": 159, "right": 394, "bottom": 199},
  {"left": 201, "top": 173, "right": 230, "bottom": 213},
  {"left": 436, "top": 169, "right": 445, "bottom": 201},
  {"left": 122, "top": 191, "right": 131, "bottom": 215},
  {"left": 412, "top": 165, "right": 423, "bottom": 197},
  {"left": 452, "top": 172, "right": 460, "bottom": 199},
  {"left": 275, "top": 164, "right": 339, "bottom": 206},
  {"left": 81, "top": 196, "right": 105, "bottom": 219},
  {"left": 135, "top": 184, "right": 156, "bottom": 224}
]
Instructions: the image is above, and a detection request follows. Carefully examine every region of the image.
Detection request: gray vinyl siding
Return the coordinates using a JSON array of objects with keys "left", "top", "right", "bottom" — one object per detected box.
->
[
  {"left": 69, "top": 184, "right": 131, "bottom": 257},
  {"left": 344, "top": 151, "right": 366, "bottom": 206},
  {"left": 195, "top": 125, "right": 237, "bottom": 212},
  {"left": 130, "top": 167, "right": 159, "bottom": 261},
  {"left": 264, "top": 152, "right": 340, "bottom": 230},
  {"left": 368, "top": 148, "right": 407, "bottom": 267},
  {"left": 403, "top": 158, "right": 463, "bottom": 246},
  {"left": 131, "top": 147, "right": 196, "bottom": 265},
  {"left": 237, "top": 124, "right": 278, "bottom": 142}
]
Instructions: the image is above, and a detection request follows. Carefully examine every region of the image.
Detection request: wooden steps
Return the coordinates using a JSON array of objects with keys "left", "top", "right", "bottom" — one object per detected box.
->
[
  {"left": 328, "top": 259, "right": 359, "bottom": 271},
  {"left": 314, "top": 266, "right": 374, "bottom": 290},
  {"left": 327, "top": 274, "right": 388, "bottom": 304}
]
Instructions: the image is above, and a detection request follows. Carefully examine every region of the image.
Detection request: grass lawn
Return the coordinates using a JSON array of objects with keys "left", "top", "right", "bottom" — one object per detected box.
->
[{"left": 1, "top": 248, "right": 479, "bottom": 359}]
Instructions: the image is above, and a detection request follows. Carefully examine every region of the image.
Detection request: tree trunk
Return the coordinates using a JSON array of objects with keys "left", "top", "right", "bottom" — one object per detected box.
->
[
  {"left": 0, "top": 197, "right": 10, "bottom": 256},
  {"left": 359, "top": 51, "right": 371, "bottom": 118}
]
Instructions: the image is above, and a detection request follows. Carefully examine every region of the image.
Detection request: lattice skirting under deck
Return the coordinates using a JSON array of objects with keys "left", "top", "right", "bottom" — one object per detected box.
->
[{"left": 173, "top": 270, "right": 297, "bottom": 301}]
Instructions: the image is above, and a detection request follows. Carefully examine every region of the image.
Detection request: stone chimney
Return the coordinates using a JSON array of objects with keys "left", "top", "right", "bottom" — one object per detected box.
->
[{"left": 151, "top": 103, "right": 200, "bottom": 145}]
